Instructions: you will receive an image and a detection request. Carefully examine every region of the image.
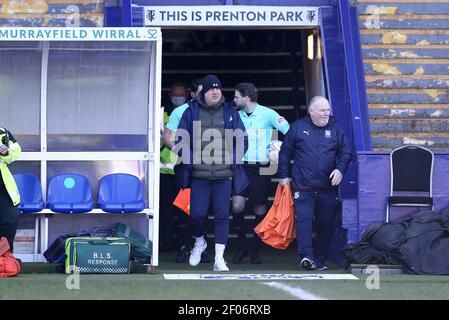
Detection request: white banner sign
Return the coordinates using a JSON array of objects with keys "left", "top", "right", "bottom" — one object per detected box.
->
[
  {"left": 143, "top": 6, "right": 319, "bottom": 27},
  {"left": 0, "top": 27, "right": 161, "bottom": 41}
]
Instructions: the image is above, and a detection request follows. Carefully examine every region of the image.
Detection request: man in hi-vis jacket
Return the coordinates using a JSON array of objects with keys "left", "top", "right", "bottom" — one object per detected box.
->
[{"left": 0, "top": 127, "right": 21, "bottom": 252}]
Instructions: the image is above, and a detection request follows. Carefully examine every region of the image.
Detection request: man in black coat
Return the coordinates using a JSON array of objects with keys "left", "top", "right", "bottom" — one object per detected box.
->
[
  {"left": 176, "top": 75, "right": 248, "bottom": 272},
  {"left": 278, "top": 96, "right": 352, "bottom": 270}
]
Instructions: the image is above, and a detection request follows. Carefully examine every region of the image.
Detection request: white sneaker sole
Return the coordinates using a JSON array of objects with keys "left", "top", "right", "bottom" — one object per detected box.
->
[
  {"left": 189, "top": 243, "right": 207, "bottom": 267},
  {"left": 213, "top": 266, "right": 229, "bottom": 272}
]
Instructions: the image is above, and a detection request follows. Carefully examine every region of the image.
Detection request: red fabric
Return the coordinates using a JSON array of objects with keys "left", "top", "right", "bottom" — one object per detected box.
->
[
  {"left": 254, "top": 184, "right": 296, "bottom": 249},
  {"left": 0, "top": 237, "right": 10, "bottom": 256},
  {"left": 173, "top": 188, "right": 191, "bottom": 215},
  {"left": 0, "top": 251, "right": 21, "bottom": 278}
]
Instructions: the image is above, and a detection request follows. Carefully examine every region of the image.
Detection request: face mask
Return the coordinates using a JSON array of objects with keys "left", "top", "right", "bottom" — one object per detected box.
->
[{"left": 171, "top": 96, "right": 186, "bottom": 107}]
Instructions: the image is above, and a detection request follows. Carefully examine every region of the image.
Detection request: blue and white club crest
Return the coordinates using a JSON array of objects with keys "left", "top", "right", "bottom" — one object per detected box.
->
[{"left": 324, "top": 130, "right": 332, "bottom": 138}]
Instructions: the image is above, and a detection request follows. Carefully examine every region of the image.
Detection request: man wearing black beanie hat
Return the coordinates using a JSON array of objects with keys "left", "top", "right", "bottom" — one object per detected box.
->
[
  {"left": 201, "top": 75, "right": 221, "bottom": 96},
  {"left": 175, "top": 75, "right": 249, "bottom": 272},
  {"left": 198, "top": 74, "right": 224, "bottom": 110}
]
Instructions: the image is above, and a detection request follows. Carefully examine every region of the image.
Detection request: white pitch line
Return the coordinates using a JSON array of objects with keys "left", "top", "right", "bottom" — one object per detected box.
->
[
  {"left": 163, "top": 273, "right": 358, "bottom": 280},
  {"left": 262, "top": 282, "right": 326, "bottom": 300}
]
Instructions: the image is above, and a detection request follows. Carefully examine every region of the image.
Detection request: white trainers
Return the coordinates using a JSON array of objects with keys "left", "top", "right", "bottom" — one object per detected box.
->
[
  {"left": 213, "top": 256, "right": 229, "bottom": 272},
  {"left": 189, "top": 241, "right": 207, "bottom": 267}
]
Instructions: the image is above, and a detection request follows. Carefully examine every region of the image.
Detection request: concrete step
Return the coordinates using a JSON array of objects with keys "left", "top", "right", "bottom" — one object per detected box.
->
[{"left": 350, "top": 264, "right": 404, "bottom": 275}]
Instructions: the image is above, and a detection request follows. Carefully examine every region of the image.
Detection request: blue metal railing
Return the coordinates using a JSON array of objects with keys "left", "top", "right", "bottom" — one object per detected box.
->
[{"left": 338, "top": 0, "right": 371, "bottom": 152}]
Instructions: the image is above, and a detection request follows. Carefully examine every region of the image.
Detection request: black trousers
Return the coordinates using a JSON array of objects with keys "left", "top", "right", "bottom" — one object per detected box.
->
[
  {"left": 294, "top": 191, "right": 339, "bottom": 261},
  {"left": 0, "top": 193, "right": 20, "bottom": 252}
]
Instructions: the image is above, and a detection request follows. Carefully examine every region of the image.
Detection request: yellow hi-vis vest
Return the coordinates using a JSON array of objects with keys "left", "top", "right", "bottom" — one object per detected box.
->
[
  {"left": 160, "top": 110, "right": 178, "bottom": 175},
  {"left": 0, "top": 133, "right": 21, "bottom": 206},
  {"left": 160, "top": 147, "right": 178, "bottom": 175}
]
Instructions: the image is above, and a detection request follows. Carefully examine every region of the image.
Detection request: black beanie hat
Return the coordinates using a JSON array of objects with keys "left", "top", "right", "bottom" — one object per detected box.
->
[{"left": 201, "top": 74, "right": 221, "bottom": 93}]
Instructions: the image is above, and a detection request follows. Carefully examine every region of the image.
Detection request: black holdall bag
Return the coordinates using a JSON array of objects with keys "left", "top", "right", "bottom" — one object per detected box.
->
[
  {"left": 342, "top": 241, "right": 405, "bottom": 268},
  {"left": 112, "top": 223, "right": 152, "bottom": 263},
  {"left": 43, "top": 231, "right": 90, "bottom": 263}
]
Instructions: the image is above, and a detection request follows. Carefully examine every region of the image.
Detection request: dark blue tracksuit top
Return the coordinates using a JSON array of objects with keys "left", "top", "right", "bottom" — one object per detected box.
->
[{"left": 277, "top": 115, "right": 352, "bottom": 192}]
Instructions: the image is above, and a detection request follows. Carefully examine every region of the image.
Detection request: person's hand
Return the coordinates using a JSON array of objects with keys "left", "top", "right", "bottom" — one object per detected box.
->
[
  {"left": 329, "top": 169, "right": 342, "bottom": 186},
  {"left": 278, "top": 178, "right": 290, "bottom": 186},
  {"left": 0, "top": 144, "right": 8, "bottom": 156}
]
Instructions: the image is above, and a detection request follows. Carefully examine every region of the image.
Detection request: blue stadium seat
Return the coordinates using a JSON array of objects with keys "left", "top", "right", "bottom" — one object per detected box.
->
[
  {"left": 47, "top": 174, "right": 94, "bottom": 213},
  {"left": 14, "top": 173, "right": 45, "bottom": 213},
  {"left": 98, "top": 173, "right": 145, "bottom": 213}
]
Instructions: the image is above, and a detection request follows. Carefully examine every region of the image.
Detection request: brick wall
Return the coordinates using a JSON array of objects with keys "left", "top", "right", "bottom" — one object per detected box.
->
[
  {"left": 0, "top": 0, "right": 104, "bottom": 27},
  {"left": 358, "top": 0, "right": 449, "bottom": 150}
]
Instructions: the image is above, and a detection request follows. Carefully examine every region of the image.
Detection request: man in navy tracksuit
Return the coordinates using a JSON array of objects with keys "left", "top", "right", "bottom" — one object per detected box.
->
[
  {"left": 278, "top": 96, "right": 352, "bottom": 270},
  {"left": 176, "top": 75, "right": 248, "bottom": 272}
]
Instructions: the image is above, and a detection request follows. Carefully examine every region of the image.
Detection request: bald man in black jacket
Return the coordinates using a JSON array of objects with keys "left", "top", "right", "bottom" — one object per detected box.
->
[{"left": 278, "top": 96, "right": 352, "bottom": 271}]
